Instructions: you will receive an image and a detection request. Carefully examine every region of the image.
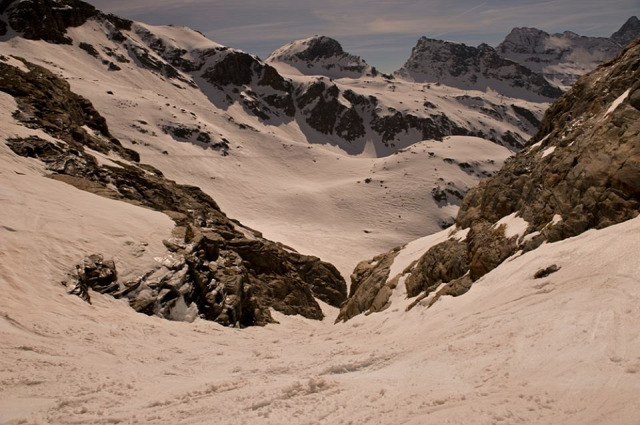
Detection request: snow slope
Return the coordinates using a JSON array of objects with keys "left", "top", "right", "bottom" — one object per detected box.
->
[
  {"left": 1, "top": 185, "right": 639, "bottom": 423},
  {"left": 0, "top": 19, "right": 517, "bottom": 277}
]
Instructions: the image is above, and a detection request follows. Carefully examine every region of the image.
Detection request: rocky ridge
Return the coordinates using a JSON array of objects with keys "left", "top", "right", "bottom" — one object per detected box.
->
[
  {"left": 395, "top": 37, "right": 563, "bottom": 101},
  {"left": 0, "top": 0, "right": 546, "bottom": 152},
  {"left": 497, "top": 17, "right": 640, "bottom": 89},
  {"left": 340, "top": 37, "right": 640, "bottom": 320},
  {"left": 611, "top": 16, "right": 640, "bottom": 47},
  {"left": 0, "top": 57, "right": 347, "bottom": 326}
]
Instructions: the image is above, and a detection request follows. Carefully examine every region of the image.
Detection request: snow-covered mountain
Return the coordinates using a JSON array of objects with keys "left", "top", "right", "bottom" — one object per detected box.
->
[
  {"left": 2, "top": 1, "right": 640, "bottom": 424},
  {"left": 497, "top": 17, "right": 640, "bottom": 89},
  {"left": 340, "top": 37, "right": 640, "bottom": 322},
  {"left": 611, "top": 16, "right": 640, "bottom": 47},
  {"left": 266, "top": 35, "right": 377, "bottom": 79},
  {"left": 395, "top": 37, "right": 563, "bottom": 101},
  {"left": 0, "top": 0, "right": 520, "bottom": 299}
]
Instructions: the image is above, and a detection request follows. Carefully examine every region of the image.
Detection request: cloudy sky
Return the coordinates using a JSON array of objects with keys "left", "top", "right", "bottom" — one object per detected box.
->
[{"left": 86, "top": 0, "right": 639, "bottom": 72}]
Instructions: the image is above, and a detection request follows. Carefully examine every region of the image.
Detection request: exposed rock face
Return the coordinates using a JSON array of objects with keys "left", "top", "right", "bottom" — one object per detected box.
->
[
  {"left": 611, "top": 16, "right": 640, "bottom": 47},
  {"left": 200, "top": 50, "right": 296, "bottom": 119},
  {"left": 497, "top": 18, "right": 640, "bottom": 89},
  {"left": 340, "top": 38, "right": 640, "bottom": 321},
  {"left": 0, "top": 0, "right": 98, "bottom": 44},
  {"left": 267, "top": 36, "right": 377, "bottom": 79},
  {"left": 1, "top": 58, "right": 347, "bottom": 326},
  {"left": 404, "top": 239, "right": 468, "bottom": 297},
  {"left": 335, "top": 248, "right": 401, "bottom": 322},
  {"left": 459, "top": 40, "right": 640, "bottom": 238},
  {"left": 396, "top": 38, "right": 562, "bottom": 100}
]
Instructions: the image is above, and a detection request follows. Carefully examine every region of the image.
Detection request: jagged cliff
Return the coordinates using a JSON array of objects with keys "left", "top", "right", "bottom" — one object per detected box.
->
[{"left": 395, "top": 37, "right": 563, "bottom": 101}]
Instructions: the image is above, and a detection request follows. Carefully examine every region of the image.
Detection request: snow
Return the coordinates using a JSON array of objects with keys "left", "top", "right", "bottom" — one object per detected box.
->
[
  {"left": 541, "top": 145, "right": 556, "bottom": 157},
  {"left": 0, "top": 21, "right": 521, "bottom": 277},
  {"left": 1, "top": 15, "right": 640, "bottom": 425},
  {"left": 494, "top": 212, "right": 529, "bottom": 239},
  {"left": 605, "top": 88, "right": 631, "bottom": 117},
  {"left": 551, "top": 214, "right": 563, "bottom": 225},
  {"left": 135, "top": 22, "right": 224, "bottom": 51},
  {"left": 1, "top": 188, "right": 639, "bottom": 424},
  {"left": 528, "top": 133, "right": 550, "bottom": 151}
]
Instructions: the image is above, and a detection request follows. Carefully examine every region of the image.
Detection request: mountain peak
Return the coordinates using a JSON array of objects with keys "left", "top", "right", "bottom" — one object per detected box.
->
[
  {"left": 396, "top": 36, "right": 562, "bottom": 100},
  {"left": 296, "top": 35, "right": 345, "bottom": 60},
  {"left": 266, "top": 35, "right": 375, "bottom": 78},
  {"left": 497, "top": 22, "right": 629, "bottom": 89},
  {"left": 611, "top": 16, "right": 640, "bottom": 47}
]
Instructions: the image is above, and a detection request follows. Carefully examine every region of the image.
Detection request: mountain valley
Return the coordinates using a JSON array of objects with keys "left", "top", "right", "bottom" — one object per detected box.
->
[{"left": 0, "top": 1, "right": 639, "bottom": 423}]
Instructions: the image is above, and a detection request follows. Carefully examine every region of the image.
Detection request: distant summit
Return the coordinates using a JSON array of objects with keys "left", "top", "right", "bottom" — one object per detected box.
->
[
  {"left": 497, "top": 17, "right": 640, "bottom": 89},
  {"left": 395, "top": 37, "right": 562, "bottom": 101},
  {"left": 266, "top": 35, "right": 377, "bottom": 78},
  {"left": 611, "top": 16, "right": 640, "bottom": 47}
]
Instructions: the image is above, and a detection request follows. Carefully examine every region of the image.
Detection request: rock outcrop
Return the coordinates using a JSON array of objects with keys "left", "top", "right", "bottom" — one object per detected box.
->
[
  {"left": 340, "top": 37, "right": 640, "bottom": 320},
  {"left": 0, "top": 0, "right": 98, "bottom": 44},
  {"left": 335, "top": 248, "right": 401, "bottom": 322},
  {"left": 1, "top": 58, "right": 347, "bottom": 326},
  {"left": 396, "top": 37, "right": 563, "bottom": 100}
]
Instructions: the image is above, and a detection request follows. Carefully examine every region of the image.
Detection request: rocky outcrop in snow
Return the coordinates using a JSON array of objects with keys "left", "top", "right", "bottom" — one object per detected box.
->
[
  {"left": 0, "top": 0, "right": 130, "bottom": 44},
  {"left": 0, "top": 58, "right": 347, "bottom": 326},
  {"left": 396, "top": 37, "right": 563, "bottom": 101},
  {"left": 267, "top": 36, "right": 377, "bottom": 79},
  {"left": 341, "top": 37, "right": 640, "bottom": 320}
]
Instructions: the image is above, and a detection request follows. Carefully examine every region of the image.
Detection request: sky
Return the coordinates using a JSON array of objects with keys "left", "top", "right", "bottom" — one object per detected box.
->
[{"left": 86, "top": 0, "right": 639, "bottom": 73}]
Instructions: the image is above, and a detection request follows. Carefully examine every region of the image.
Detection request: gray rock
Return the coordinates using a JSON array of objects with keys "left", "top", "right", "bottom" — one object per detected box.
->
[
  {"left": 405, "top": 239, "right": 468, "bottom": 297},
  {"left": 67, "top": 254, "right": 118, "bottom": 303},
  {"left": 611, "top": 16, "right": 640, "bottom": 47}
]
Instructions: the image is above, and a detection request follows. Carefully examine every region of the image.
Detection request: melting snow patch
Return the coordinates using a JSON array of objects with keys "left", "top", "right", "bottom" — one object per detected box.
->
[
  {"left": 605, "top": 89, "right": 630, "bottom": 117},
  {"left": 541, "top": 146, "right": 556, "bottom": 158},
  {"left": 527, "top": 134, "right": 550, "bottom": 151},
  {"left": 493, "top": 212, "right": 529, "bottom": 239},
  {"left": 448, "top": 227, "right": 470, "bottom": 241}
]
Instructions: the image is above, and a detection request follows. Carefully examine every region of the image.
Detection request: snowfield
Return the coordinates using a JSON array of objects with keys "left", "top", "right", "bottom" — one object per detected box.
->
[
  {"left": 1, "top": 88, "right": 639, "bottom": 423},
  {"left": 2, "top": 12, "right": 639, "bottom": 425},
  {"left": 1, "top": 161, "right": 639, "bottom": 423},
  {"left": 0, "top": 22, "right": 518, "bottom": 277}
]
